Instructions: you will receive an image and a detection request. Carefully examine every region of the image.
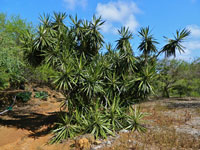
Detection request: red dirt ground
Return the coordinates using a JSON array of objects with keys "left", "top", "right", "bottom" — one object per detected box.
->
[{"left": 0, "top": 85, "right": 73, "bottom": 150}]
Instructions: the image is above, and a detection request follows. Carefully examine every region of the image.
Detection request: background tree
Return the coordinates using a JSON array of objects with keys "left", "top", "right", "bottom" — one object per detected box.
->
[
  {"left": 156, "top": 59, "right": 182, "bottom": 97},
  {"left": 0, "top": 13, "right": 33, "bottom": 89}
]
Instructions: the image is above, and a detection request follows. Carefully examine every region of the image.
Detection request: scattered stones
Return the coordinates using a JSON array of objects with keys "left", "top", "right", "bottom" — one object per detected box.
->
[
  {"left": 94, "top": 140, "right": 102, "bottom": 145},
  {"left": 119, "top": 129, "right": 129, "bottom": 133},
  {"left": 106, "top": 141, "right": 111, "bottom": 145},
  {"left": 75, "top": 134, "right": 95, "bottom": 150},
  {"left": 80, "top": 134, "right": 95, "bottom": 144},
  {"left": 91, "top": 145, "right": 103, "bottom": 150},
  {"left": 75, "top": 137, "right": 90, "bottom": 150}
]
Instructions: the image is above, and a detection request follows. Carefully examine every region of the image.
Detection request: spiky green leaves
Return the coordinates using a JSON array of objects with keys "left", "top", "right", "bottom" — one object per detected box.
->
[
  {"left": 126, "top": 107, "right": 147, "bottom": 132},
  {"left": 138, "top": 26, "right": 158, "bottom": 65},
  {"left": 160, "top": 28, "right": 190, "bottom": 57},
  {"left": 50, "top": 113, "right": 82, "bottom": 144},
  {"left": 50, "top": 101, "right": 147, "bottom": 143},
  {"left": 116, "top": 27, "right": 133, "bottom": 55},
  {"left": 135, "top": 65, "right": 156, "bottom": 99}
]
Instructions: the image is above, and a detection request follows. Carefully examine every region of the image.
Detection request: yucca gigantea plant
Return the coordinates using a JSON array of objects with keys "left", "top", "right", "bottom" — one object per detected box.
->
[
  {"left": 82, "top": 102, "right": 114, "bottom": 139},
  {"left": 22, "top": 13, "right": 157, "bottom": 143},
  {"left": 125, "top": 106, "right": 148, "bottom": 132},
  {"left": 158, "top": 28, "right": 190, "bottom": 58},
  {"left": 105, "top": 95, "right": 126, "bottom": 131},
  {"left": 49, "top": 113, "right": 82, "bottom": 144},
  {"left": 80, "top": 65, "right": 105, "bottom": 99},
  {"left": 135, "top": 65, "right": 156, "bottom": 99},
  {"left": 138, "top": 26, "right": 158, "bottom": 65}
]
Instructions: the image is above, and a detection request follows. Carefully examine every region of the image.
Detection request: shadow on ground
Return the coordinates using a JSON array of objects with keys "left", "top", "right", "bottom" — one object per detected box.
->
[
  {"left": 166, "top": 101, "right": 200, "bottom": 109},
  {"left": 0, "top": 110, "right": 65, "bottom": 138}
]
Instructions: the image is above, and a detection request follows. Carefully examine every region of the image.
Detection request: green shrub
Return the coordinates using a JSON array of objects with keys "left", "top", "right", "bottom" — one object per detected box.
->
[
  {"left": 105, "top": 96, "right": 126, "bottom": 131},
  {"left": 49, "top": 113, "right": 81, "bottom": 144},
  {"left": 82, "top": 104, "right": 114, "bottom": 139},
  {"left": 125, "top": 107, "right": 147, "bottom": 132},
  {"left": 25, "top": 64, "right": 59, "bottom": 84},
  {"left": 16, "top": 91, "right": 32, "bottom": 102},
  {"left": 0, "top": 71, "right": 10, "bottom": 90},
  {"left": 34, "top": 91, "right": 48, "bottom": 100},
  {"left": 50, "top": 101, "right": 147, "bottom": 143}
]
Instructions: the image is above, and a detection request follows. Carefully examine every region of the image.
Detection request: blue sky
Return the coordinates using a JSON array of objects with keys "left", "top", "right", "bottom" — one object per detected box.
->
[{"left": 1, "top": 0, "right": 200, "bottom": 60}]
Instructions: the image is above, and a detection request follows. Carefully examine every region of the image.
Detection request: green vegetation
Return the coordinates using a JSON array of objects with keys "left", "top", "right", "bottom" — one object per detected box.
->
[
  {"left": 0, "top": 13, "right": 33, "bottom": 89},
  {"left": 34, "top": 91, "right": 48, "bottom": 100},
  {"left": 0, "top": 12, "right": 200, "bottom": 143},
  {"left": 156, "top": 58, "right": 200, "bottom": 97},
  {"left": 16, "top": 91, "right": 32, "bottom": 102}
]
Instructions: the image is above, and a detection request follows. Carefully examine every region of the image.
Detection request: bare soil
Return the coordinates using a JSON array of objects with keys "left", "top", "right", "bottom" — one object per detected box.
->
[
  {"left": 0, "top": 85, "right": 73, "bottom": 150},
  {"left": 0, "top": 86, "right": 200, "bottom": 150}
]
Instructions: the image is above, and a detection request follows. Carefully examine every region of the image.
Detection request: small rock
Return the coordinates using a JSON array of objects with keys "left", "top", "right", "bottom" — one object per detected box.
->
[
  {"left": 119, "top": 129, "right": 129, "bottom": 133},
  {"left": 115, "top": 134, "right": 120, "bottom": 139},
  {"left": 91, "top": 145, "right": 103, "bottom": 150},
  {"left": 75, "top": 137, "right": 90, "bottom": 150},
  {"left": 80, "top": 134, "right": 95, "bottom": 144},
  {"left": 94, "top": 140, "right": 102, "bottom": 145},
  {"left": 106, "top": 141, "right": 111, "bottom": 145},
  {"left": 75, "top": 134, "right": 95, "bottom": 150}
]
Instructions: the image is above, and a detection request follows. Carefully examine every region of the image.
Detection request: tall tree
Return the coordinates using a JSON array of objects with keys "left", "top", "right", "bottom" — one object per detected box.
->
[
  {"left": 158, "top": 28, "right": 190, "bottom": 57},
  {"left": 116, "top": 27, "right": 133, "bottom": 55},
  {"left": 138, "top": 26, "right": 158, "bottom": 65},
  {"left": 156, "top": 59, "right": 182, "bottom": 97}
]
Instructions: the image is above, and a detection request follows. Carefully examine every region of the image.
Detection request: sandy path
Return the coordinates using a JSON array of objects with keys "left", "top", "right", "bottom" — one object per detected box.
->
[{"left": 0, "top": 87, "right": 71, "bottom": 150}]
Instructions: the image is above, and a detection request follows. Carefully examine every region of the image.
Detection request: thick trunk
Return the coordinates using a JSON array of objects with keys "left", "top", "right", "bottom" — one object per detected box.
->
[
  {"left": 162, "top": 86, "right": 170, "bottom": 98},
  {"left": 144, "top": 53, "right": 148, "bottom": 65}
]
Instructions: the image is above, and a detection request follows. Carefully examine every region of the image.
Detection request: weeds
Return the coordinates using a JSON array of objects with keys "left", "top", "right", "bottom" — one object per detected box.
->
[
  {"left": 34, "top": 91, "right": 48, "bottom": 100},
  {"left": 134, "top": 128, "right": 200, "bottom": 149},
  {"left": 16, "top": 91, "right": 32, "bottom": 102}
]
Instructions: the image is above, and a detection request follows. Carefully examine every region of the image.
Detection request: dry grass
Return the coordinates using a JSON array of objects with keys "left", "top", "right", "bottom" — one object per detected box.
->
[
  {"left": 195, "top": 108, "right": 200, "bottom": 115},
  {"left": 101, "top": 128, "right": 200, "bottom": 150},
  {"left": 135, "top": 128, "right": 200, "bottom": 150},
  {"left": 153, "top": 102, "right": 169, "bottom": 111},
  {"left": 100, "top": 98, "right": 200, "bottom": 150}
]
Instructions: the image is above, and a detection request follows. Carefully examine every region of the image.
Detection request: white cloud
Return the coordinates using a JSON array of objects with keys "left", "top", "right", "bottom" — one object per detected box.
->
[
  {"left": 177, "top": 25, "right": 200, "bottom": 61},
  {"left": 184, "top": 41, "right": 200, "bottom": 50},
  {"left": 185, "top": 24, "right": 200, "bottom": 51},
  {"left": 101, "top": 22, "right": 116, "bottom": 34},
  {"left": 175, "top": 24, "right": 200, "bottom": 61},
  {"left": 191, "top": 0, "right": 197, "bottom": 3},
  {"left": 63, "top": 0, "right": 87, "bottom": 10},
  {"left": 125, "top": 15, "right": 139, "bottom": 32},
  {"left": 96, "top": 1, "right": 140, "bottom": 33},
  {"left": 176, "top": 48, "right": 192, "bottom": 61},
  {"left": 187, "top": 25, "right": 200, "bottom": 38}
]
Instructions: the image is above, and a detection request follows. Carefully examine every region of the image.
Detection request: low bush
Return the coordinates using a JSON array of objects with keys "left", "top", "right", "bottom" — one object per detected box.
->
[
  {"left": 50, "top": 101, "right": 147, "bottom": 144},
  {"left": 16, "top": 91, "right": 32, "bottom": 102},
  {"left": 34, "top": 91, "right": 48, "bottom": 100}
]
